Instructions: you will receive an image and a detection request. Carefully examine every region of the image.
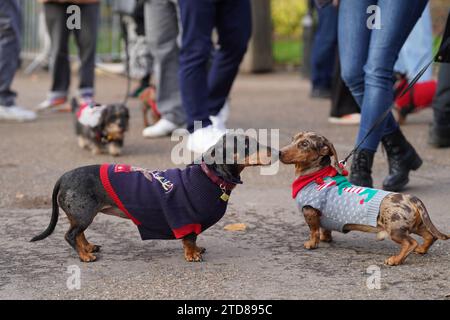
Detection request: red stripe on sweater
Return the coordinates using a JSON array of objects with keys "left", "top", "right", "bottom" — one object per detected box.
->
[
  {"left": 292, "top": 166, "right": 338, "bottom": 198},
  {"left": 99, "top": 164, "right": 142, "bottom": 225},
  {"left": 172, "top": 224, "right": 202, "bottom": 239}
]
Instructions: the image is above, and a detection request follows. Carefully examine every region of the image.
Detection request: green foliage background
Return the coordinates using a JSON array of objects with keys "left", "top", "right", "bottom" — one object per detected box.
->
[{"left": 271, "top": 0, "right": 307, "bottom": 39}]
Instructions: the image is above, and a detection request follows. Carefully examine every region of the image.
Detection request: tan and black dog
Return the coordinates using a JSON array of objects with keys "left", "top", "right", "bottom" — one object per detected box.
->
[
  {"left": 31, "top": 133, "right": 276, "bottom": 263},
  {"left": 280, "top": 131, "right": 449, "bottom": 266},
  {"left": 72, "top": 98, "right": 129, "bottom": 156}
]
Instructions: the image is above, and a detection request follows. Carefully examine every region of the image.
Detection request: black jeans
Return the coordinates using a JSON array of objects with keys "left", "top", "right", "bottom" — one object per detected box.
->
[
  {"left": 432, "top": 63, "right": 450, "bottom": 128},
  {"left": 0, "top": 0, "right": 21, "bottom": 106},
  {"left": 44, "top": 2, "right": 99, "bottom": 99}
]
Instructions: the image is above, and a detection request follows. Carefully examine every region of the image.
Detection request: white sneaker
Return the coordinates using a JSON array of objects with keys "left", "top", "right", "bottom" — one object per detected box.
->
[
  {"left": 142, "top": 118, "right": 179, "bottom": 138},
  {"left": 0, "top": 105, "right": 37, "bottom": 122},
  {"left": 210, "top": 100, "right": 230, "bottom": 130},
  {"left": 187, "top": 125, "right": 226, "bottom": 154},
  {"left": 328, "top": 113, "right": 361, "bottom": 125},
  {"left": 36, "top": 96, "right": 67, "bottom": 112}
]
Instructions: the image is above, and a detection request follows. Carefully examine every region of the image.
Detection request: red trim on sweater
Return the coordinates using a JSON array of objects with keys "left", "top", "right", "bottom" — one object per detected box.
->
[
  {"left": 172, "top": 223, "right": 202, "bottom": 239},
  {"left": 75, "top": 103, "right": 89, "bottom": 119},
  {"left": 292, "top": 166, "right": 338, "bottom": 198},
  {"left": 99, "top": 164, "right": 142, "bottom": 225}
]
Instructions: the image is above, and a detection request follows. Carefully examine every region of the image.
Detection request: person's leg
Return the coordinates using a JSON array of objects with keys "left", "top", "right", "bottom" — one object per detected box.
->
[
  {"left": 144, "top": 0, "right": 185, "bottom": 127},
  {"left": 357, "top": 0, "right": 428, "bottom": 191},
  {"left": 429, "top": 63, "right": 450, "bottom": 147},
  {"left": 0, "top": 0, "right": 21, "bottom": 107},
  {"left": 357, "top": 0, "right": 428, "bottom": 152},
  {"left": 310, "top": 4, "right": 338, "bottom": 97},
  {"left": 207, "top": 0, "right": 252, "bottom": 117},
  {"left": 0, "top": 0, "right": 36, "bottom": 121},
  {"left": 43, "top": 2, "right": 71, "bottom": 102},
  {"left": 73, "top": 3, "right": 99, "bottom": 102},
  {"left": 329, "top": 55, "right": 360, "bottom": 122},
  {"left": 394, "top": 3, "right": 433, "bottom": 82},
  {"left": 338, "top": 0, "right": 377, "bottom": 187},
  {"left": 178, "top": 0, "right": 215, "bottom": 132},
  {"left": 338, "top": 0, "right": 374, "bottom": 108}
]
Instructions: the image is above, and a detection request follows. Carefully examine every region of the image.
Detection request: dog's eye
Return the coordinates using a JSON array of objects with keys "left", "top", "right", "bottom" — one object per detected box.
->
[{"left": 298, "top": 141, "right": 309, "bottom": 148}]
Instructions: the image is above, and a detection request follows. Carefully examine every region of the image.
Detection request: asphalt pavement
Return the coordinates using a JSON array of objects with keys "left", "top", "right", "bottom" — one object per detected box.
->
[{"left": 0, "top": 71, "right": 449, "bottom": 299}]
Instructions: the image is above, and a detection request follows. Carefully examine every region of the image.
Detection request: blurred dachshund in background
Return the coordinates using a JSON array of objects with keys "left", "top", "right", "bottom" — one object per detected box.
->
[{"left": 72, "top": 98, "right": 129, "bottom": 156}]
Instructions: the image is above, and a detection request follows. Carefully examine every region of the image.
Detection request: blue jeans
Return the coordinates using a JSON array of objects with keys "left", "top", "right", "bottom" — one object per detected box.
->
[
  {"left": 178, "top": 0, "right": 252, "bottom": 132},
  {"left": 0, "top": 0, "right": 21, "bottom": 107},
  {"left": 338, "top": 0, "right": 428, "bottom": 152},
  {"left": 311, "top": 4, "right": 338, "bottom": 90},
  {"left": 395, "top": 3, "right": 433, "bottom": 81}
]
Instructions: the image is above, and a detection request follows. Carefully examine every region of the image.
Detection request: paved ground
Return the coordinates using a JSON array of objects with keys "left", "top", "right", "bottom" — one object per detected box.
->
[{"left": 0, "top": 71, "right": 449, "bottom": 300}]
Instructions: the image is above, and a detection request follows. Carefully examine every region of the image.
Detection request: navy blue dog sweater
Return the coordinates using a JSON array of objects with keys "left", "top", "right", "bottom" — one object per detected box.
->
[{"left": 100, "top": 163, "right": 232, "bottom": 240}]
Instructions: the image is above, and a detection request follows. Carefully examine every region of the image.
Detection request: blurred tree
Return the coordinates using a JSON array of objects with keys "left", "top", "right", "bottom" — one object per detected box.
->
[{"left": 271, "top": 0, "right": 307, "bottom": 39}]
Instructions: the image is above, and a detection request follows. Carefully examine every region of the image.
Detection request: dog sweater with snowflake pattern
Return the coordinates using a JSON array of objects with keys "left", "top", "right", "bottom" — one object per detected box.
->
[
  {"left": 100, "top": 163, "right": 232, "bottom": 240},
  {"left": 292, "top": 166, "right": 392, "bottom": 232}
]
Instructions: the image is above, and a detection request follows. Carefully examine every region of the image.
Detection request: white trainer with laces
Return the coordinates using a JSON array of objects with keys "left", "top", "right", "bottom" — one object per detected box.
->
[
  {"left": 36, "top": 96, "right": 67, "bottom": 112},
  {"left": 142, "top": 118, "right": 180, "bottom": 138},
  {"left": 186, "top": 125, "right": 226, "bottom": 154},
  {"left": 0, "top": 105, "right": 37, "bottom": 122},
  {"left": 328, "top": 113, "right": 361, "bottom": 125},
  {"left": 210, "top": 100, "right": 230, "bottom": 130}
]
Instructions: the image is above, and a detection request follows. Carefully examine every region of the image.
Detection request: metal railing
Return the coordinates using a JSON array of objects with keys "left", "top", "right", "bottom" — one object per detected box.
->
[{"left": 19, "top": 0, "right": 123, "bottom": 72}]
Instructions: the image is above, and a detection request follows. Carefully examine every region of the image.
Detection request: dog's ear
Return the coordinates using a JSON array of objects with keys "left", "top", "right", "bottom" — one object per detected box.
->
[
  {"left": 322, "top": 138, "right": 343, "bottom": 174},
  {"left": 202, "top": 144, "right": 216, "bottom": 164},
  {"left": 97, "top": 106, "right": 110, "bottom": 129}
]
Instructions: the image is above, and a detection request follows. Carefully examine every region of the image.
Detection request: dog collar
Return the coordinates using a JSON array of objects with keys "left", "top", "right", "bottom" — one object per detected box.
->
[{"left": 200, "top": 162, "right": 237, "bottom": 192}]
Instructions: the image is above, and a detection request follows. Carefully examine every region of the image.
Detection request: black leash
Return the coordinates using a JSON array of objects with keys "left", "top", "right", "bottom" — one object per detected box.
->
[{"left": 340, "top": 38, "right": 449, "bottom": 167}]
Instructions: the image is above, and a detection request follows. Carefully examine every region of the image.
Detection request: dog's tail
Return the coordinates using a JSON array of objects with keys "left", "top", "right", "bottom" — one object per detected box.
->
[
  {"left": 30, "top": 178, "right": 61, "bottom": 242},
  {"left": 413, "top": 196, "right": 449, "bottom": 240}
]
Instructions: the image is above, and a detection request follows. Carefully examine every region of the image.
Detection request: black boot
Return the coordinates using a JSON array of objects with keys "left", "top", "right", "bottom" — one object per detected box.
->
[
  {"left": 429, "top": 123, "right": 450, "bottom": 148},
  {"left": 349, "top": 149, "right": 374, "bottom": 188},
  {"left": 381, "top": 129, "right": 422, "bottom": 192}
]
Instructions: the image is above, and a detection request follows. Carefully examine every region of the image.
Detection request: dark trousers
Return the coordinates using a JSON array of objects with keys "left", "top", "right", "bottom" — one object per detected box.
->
[
  {"left": 330, "top": 55, "right": 360, "bottom": 117},
  {"left": 0, "top": 0, "right": 21, "bottom": 107},
  {"left": 178, "top": 0, "right": 252, "bottom": 132},
  {"left": 311, "top": 4, "right": 338, "bottom": 90},
  {"left": 432, "top": 63, "right": 450, "bottom": 128},
  {"left": 44, "top": 2, "right": 99, "bottom": 99}
]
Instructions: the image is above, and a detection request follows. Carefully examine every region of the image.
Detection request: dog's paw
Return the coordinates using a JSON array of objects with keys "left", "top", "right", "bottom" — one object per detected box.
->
[
  {"left": 196, "top": 246, "right": 206, "bottom": 254},
  {"left": 320, "top": 235, "right": 332, "bottom": 243},
  {"left": 77, "top": 136, "right": 88, "bottom": 149},
  {"left": 87, "top": 244, "right": 101, "bottom": 253},
  {"left": 384, "top": 256, "right": 402, "bottom": 266},
  {"left": 185, "top": 251, "right": 203, "bottom": 262},
  {"left": 413, "top": 246, "right": 428, "bottom": 255},
  {"left": 91, "top": 146, "right": 102, "bottom": 155},
  {"left": 108, "top": 144, "right": 122, "bottom": 157},
  {"left": 304, "top": 241, "right": 319, "bottom": 250},
  {"left": 79, "top": 252, "right": 97, "bottom": 263}
]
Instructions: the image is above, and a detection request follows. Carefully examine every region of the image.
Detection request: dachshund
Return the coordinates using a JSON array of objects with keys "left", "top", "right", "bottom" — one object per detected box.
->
[
  {"left": 31, "top": 133, "right": 276, "bottom": 263},
  {"left": 280, "top": 131, "right": 449, "bottom": 266},
  {"left": 72, "top": 98, "right": 129, "bottom": 156}
]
